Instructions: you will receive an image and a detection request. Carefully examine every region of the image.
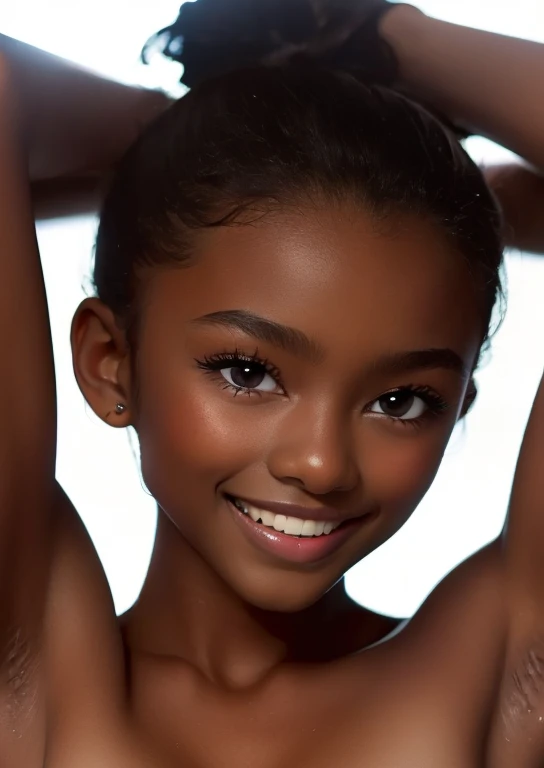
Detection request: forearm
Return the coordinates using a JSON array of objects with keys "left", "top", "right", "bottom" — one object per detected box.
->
[
  {"left": 0, "top": 59, "right": 56, "bottom": 459},
  {"left": 31, "top": 175, "right": 106, "bottom": 220},
  {"left": 484, "top": 164, "right": 544, "bottom": 254},
  {"left": 0, "top": 69, "right": 53, "bottom": 757},
  {"left": 380, "top": 6, "right": 544, "bottom": 170},
  {"left": 0, "top": 34, "right": 171, "bottom": 181}
]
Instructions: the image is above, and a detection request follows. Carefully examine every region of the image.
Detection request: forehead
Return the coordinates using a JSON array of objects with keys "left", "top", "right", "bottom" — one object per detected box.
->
[{"left": 148, "top": 206, "right": 484, "bottom": 364}]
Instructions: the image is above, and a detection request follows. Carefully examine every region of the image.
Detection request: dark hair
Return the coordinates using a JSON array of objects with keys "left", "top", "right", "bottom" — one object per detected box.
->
[
  {"left": 142, "top": 0, "right": 401, "bottom": 90},
  {"left": 94, "top": 64, "right": 503, "bottom": 360}
]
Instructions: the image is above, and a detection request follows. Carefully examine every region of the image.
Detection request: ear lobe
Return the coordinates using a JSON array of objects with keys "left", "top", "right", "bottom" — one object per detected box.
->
[
  {"left": 71, "top": 298, "right": 132, "bottom": 427},
  {"left": 460, "top": 378, "right": 478, "bottom": 418}
]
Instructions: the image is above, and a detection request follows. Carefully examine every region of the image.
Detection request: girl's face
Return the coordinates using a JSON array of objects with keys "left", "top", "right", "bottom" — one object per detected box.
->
[{"left": 132, "top": 204, "right": 483, "bottom": 612}]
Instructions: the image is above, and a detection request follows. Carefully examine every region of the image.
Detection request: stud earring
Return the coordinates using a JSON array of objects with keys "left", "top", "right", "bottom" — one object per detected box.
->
[{"left": 114, "top": 403, "right": 127, "bottom": 415}]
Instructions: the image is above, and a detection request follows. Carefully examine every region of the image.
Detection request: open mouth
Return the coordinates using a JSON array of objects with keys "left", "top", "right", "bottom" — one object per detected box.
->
[{"left": 225, "top": 494, "right": 347, "bottom": 538}]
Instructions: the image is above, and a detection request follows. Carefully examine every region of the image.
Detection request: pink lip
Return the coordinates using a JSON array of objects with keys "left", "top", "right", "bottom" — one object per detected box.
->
[{"left": 225, "top": 496, "right": 369, "bottom": 565}]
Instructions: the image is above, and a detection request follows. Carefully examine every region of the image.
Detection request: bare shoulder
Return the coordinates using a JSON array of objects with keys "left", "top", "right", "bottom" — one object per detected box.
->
[
  {"left": 336, "top": 543, "right": 505, "bottom": 710},
  {"left": 367, "top": 543, "right": 507, "bottom": 711},
  {"left": 395, "top": 372, "right": 544, "bottom": 764},
  {"left": 377, "top": 535, "right": 544, "bottom": 765},
  {"left": 45, "top": 486, "right": 127, "bottom": 693},
  {"left": 320, "top": 545, "right": 507, "bottom": 766},
  {"left": 43, "top": 486, "right": 132, "bottom": 764},
  {"left": 397, "top": 540, "right": 506, "bottom": 647},
  {"left": 0, "top": 485, "right": 131, "bottom": 768}
]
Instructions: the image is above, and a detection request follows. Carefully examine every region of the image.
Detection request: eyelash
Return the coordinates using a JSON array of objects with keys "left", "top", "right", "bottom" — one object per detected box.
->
[
  {"left": 368, "top": 384, "right": 449, "bottom": 428},
  {"left": 195, "top": 349, "right": 284, "bottom": 397},
  {"left": 195, "top": 350, "right": 450, "bottom": 422},
  {"left": 407, "top": 385, "right": 448, "bottom": 412}
]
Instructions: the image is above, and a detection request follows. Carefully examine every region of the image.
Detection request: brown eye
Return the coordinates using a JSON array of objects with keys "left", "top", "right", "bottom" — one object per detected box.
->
[
  {"left": 221, "top": 363, "right": 277, "bottom": 392},
  {"left": 370, "top": 390, "right": 426, "bottom": 420}
]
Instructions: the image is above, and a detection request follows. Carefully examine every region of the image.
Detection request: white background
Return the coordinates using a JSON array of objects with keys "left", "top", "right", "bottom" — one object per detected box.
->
[{"left": 2, "top": 1, "right": 543, "bottom": 617}]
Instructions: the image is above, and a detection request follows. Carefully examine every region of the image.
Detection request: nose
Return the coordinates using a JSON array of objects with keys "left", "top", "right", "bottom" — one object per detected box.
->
[{"left": 266, "top": 402, "right": 361, "bottom": 496}]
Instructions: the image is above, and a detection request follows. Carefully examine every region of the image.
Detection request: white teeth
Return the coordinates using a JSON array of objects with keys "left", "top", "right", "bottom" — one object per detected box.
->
[
  {"left": 232, "top": 498, "right": 342, "bottom": 538},
  {"left": 284, "top": 517, "right": 304, "bottom": 536},
  {"left": 301, "top": 520, "right": 317, "bottom": 537},
  {"left": 261, "top": 511, "right": 275, "bottom": 527},
  {"left": 273, "top": 514, "right": 287, "bottom": 532},
  {"left": 314, "top": 522, "right": 325, "bottom": 537}
]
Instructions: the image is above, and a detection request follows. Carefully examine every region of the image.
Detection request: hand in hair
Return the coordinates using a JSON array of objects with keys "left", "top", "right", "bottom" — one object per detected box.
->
[
  {"left": 147, "top": 0, "right": 400, "bottom": 89},
  {"left": 379, "top": 5, "right": 544, "bottom": 253}
]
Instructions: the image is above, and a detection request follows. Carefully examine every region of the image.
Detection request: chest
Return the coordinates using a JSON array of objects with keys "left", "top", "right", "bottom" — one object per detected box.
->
[{"left": 124, "top": 650, "right": 486, "bottom": 768}]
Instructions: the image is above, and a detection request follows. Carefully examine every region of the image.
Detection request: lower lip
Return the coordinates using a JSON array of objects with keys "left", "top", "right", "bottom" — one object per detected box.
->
[{"left": 226, "top": 497, "right": 368, "bottom": 565}]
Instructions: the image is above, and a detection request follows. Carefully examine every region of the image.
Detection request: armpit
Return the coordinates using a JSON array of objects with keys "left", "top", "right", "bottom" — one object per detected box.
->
[
  {"left": 0, "top": 627, "right": 40, "bottom": 729},
  {"left": 499, "top": 642, "right": 544, "bottom": 745}
]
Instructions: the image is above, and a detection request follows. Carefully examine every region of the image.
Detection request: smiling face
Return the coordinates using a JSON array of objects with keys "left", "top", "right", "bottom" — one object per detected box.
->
[{"left": 81, "top": 202, "right": 485, "bottom": 613}]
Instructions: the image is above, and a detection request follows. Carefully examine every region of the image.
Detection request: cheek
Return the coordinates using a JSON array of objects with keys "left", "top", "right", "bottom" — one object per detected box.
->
[
  {"left": 361, "top": 423, "right": 454, "bottom": 522},
  {"left": 135, "top": 364, "right": 270, "bottom": 507}
]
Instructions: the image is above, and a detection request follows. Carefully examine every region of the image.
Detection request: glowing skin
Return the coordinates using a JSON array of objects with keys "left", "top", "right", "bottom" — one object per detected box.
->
[
  {"left": 4, "top": 7, "right": 544, "bottom": 767},
  {"left": 127, "top": 206, "right": 482, "bottom": 623}
]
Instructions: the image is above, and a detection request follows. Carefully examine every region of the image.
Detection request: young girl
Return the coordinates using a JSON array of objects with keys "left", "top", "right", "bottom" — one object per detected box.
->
[{"left": 0, "top": 2, "right": 543, "bottom": 766}]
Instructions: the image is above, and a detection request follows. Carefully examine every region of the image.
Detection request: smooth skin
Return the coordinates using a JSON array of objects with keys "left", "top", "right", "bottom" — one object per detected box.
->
[{"left": 0, "top": 5, "right": 544, "bottom": 767}]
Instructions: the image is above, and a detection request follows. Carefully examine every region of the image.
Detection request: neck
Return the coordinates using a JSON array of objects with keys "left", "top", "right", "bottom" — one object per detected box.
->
[{"left": 122, "top": 509, "right": 389, "bottom": 688}]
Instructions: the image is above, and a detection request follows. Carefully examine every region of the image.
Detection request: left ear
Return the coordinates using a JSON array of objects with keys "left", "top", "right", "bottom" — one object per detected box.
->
[
  {"left": 459, "top": 377, "right": 478, "bottom": 418},
  {"left": 70, "top": 298, "right": 134, "bottom": 427}
]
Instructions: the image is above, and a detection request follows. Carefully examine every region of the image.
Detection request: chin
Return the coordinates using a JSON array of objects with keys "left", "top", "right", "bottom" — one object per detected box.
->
[{"left": 230, "top": 570, "right": 336, "bottom": 614}]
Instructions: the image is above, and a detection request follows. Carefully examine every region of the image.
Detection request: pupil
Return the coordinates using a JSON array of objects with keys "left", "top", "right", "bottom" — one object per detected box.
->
[
  {"left": 231, "top": 364, "right": 265, "bottom": 389},
  {"left": 379, "top": 391, "right": 414, "bottom": 417}
]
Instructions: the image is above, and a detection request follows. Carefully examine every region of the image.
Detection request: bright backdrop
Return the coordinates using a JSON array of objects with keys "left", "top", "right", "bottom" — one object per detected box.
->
[{"left": 2, "top": 0, "right": 543, "bottom": 616}]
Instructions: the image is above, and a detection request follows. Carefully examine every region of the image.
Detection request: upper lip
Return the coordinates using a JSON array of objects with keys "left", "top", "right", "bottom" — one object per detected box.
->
[{"left": 226, "top": 494, "right": 366, "bottom": 524}]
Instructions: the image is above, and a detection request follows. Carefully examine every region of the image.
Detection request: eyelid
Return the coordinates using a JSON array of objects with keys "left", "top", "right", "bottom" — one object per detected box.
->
[
  {"left": 196, "top": 352, "right": 451, "bottom": 416},
  {"left": 194, "top": 349, "right": 286, "bottom": 395},
  {"left": 369, "top": 384, "right": 448, "bottom": 408},
  {"left": 196, "top": 348, "right": 282, "bottom": 377},
  {"left": 364, "top": 384, "right": 449, "bottom": 424}
]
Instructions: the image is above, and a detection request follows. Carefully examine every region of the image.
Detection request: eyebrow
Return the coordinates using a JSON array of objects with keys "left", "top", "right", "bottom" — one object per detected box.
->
[
  {"left": 192, "top": 309, "right": 468, "bottom": 375},
  {"left": 372, "top": 348, "right": 469, "bottom": 378},
  {"left": 192, "top": 309, "right": 324, "bottom": 363}
]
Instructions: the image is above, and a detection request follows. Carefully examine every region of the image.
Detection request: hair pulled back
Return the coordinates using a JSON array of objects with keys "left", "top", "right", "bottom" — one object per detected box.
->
[{"left": 94, "top": 4, "right": 503, "bottom": 354}]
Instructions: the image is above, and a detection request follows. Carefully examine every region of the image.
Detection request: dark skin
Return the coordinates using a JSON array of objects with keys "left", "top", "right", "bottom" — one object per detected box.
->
[
  {"left": 1, "top": 4, "right": 544, "bottom": 768},
  {"left": 53, "top": 206, "right": 543, "bottom": 767},
  {"left": 69, "top": 204, "right": 493, "bottom": 765},
  {"left": 1, "top": 15, "right": 544, "bottom": 252},
  {"left": 111, "top": 209, "right": 479, "bottom": 630}
]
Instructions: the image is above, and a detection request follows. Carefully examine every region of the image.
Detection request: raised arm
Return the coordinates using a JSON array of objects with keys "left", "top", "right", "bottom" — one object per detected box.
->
[
  {"left": 484, "top": 372, "right": 544, "bottom": 764},
  {"left": 0, "top": 34, "right": 170, "bottom": 183},
  {"left": 380, "top": 5, "right": 544, "bottom": 253},
  {"left": 483, "top": 164, "right": 544, "bottom": 255},
  {"left": 379, "top": 5, "right": 544, "bottom": 583},
  {"left": 0, "top": 57, "right": 55, "bottom": 764},
  {"left": 501, "top": 374, "right": 544, "bottom": 609},
  {"left": 377, "top": 3, "right": 544, "bottom": 748}
]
